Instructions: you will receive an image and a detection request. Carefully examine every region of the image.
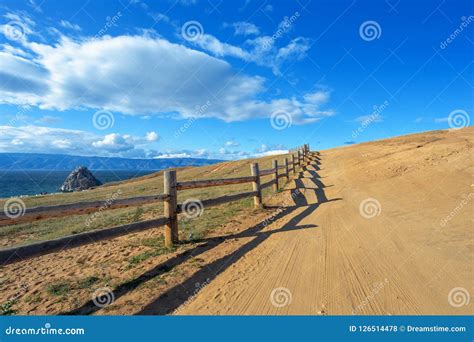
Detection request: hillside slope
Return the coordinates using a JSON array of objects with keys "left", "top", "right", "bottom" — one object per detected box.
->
[
  {"left": 0, "top": 128, "right": 472, "bottom": 315},
  {"left": 175, "top": 127, "right": 473, "bottom": 315}
]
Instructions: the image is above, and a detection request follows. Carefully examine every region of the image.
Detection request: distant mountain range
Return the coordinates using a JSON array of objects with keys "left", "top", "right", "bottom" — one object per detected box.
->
[{"left": 0, "top": 153, "right": 222, "bottom": 171}]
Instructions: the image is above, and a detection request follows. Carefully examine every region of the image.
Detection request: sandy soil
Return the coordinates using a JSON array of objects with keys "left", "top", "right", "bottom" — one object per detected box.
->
[
  {"left": 176, "top": 128, "right": 473, "bottom": 315},
  {"left": 1, "top": 128, "right": 472, "bottom": 315}
]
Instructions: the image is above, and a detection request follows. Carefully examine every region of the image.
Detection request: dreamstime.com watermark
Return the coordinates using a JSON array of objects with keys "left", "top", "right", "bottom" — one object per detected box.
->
[
  {"left": 359, "top": 20, "right": 382, "bottom": 41},
  {"left": 7, "top": 104, "right": 31, "bottom": 126},
  {"left": 262, "top": 189, "right": 301, "bottom": 227},
  {"left": 174, "top": 278, "right": 211, "bottom": 314},
  {"left": 270, "top": 110, "right": 293, "bottom": 130},
  {"left": 3, "top": 197, "right": 27, "bottom": 219},
  {"left": 85, "top": 190, "right": 122, "bottom": 227},
  {"left": 447, "top": 109, "right": 470, "bottom": 130},
  {"left": 174, "top": 101, "right": 212, "bottom": 139},
  {"left": 270, "top": 287, "right": 292, "bottom": 308},
  {"left": 352, "top": 100, "right": 389, "bottom": 139},
  {"left": 440, "top": 192, "right": 473, "bottom": 227},
  {"left": 359, "top": 198, "right": 382, "bottom": 219},
  {"left": 448, "top": 287, "right": 470, "bottom": 308},
  {"left": 92, "top": 287, "right": 115, "bottom": 308},
  {"left": 3, "top": 20, "right": 26, "bottom": 41},
  {"left": 5, "top": 323, "right": 85, "bottom": 336},
  {"left": 352, "top": 278, "right": 389, "bottom": 314},
  {"left": 94, "top": 11, "right": 122, "bottom": 40},
  {"left": 92, "top": 110, "right": 115, "bottom": 130},
  {"left": 440, "top": 16, "right": 474, "bottom": 49},
  {"left": 181, "top": 198, "right": 204, "bottom": 219},
  {"left": 181, "top": 20, "right": 204, "bottom": 41},
  {"left": 264, "top": 12, "right": 300, "bottom": 48}
]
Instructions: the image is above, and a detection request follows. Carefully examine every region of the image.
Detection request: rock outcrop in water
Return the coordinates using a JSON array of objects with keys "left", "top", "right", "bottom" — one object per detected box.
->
[{"left": 60, "top": 166, "right": 102, "bottom": 192}]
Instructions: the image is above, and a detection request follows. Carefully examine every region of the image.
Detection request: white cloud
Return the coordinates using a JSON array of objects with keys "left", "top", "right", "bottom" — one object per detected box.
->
[
  {"left": 0, "top": 125, "right": 293, "bottom": 160},
  {"left": 1, "top": 44, "right": 30, "bottom": 57},
  {"left": 145, "top": 131, "right": 159, "bottom": 141},
  {"left": 251, "top": 149, "right": 288, "bottom": 158},
  {"left": 1, "top": 12, "right": 37, "bottom": 44},
  {"left": 224, "top": 140, "right": 240, "bottom": 147},
  {"left": 59, "top": 20, "right": 81, "bottom": 31},
  {"left": 230, "top": 22, "right": 260, "bottom": 36},
  {"left": 0, "top": 126, "right": 160, "bottom": 157},
  {"left": 92, "top": 133, "right": 134, "bottom": 152},
  {"left": 0, "top": 35, "right": 331, "bottom": 124},
  {"left": 192, "top": 33, "right": 311, "bottom": 75}
]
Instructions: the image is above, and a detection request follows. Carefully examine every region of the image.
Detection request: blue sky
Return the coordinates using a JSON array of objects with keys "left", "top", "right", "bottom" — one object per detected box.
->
[{"left": 0, "top": 0, "right": 472, "bottom": 160}]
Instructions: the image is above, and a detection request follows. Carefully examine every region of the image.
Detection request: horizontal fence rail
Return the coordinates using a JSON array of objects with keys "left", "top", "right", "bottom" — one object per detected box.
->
[
  {"left": 0, "top": 194, "right": 169, "bottom": 226},
  {"left": 259, "top": 168, "right": 276, "bottom": 176},
  {"left": 0, "top": 144, "right": 315, "bottom": 264},
  {"left": 176, "top": 176, "right": 257, "bottom": 190},
  {"left": 0, "top": 217, "right": 168, "bottom": 265},
  {"left": 177, "top": 191, "right": 258, "bottom": 213}
]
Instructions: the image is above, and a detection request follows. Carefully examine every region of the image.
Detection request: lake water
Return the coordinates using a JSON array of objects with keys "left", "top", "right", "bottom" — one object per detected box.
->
[{"left": 0, "top": 170, "right": 157, "bottom": 198}]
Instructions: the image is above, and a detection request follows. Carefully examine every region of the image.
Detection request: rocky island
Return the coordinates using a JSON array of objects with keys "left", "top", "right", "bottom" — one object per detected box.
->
[{"left": 60, "top": 166, "right": 102, "bottom": 192}]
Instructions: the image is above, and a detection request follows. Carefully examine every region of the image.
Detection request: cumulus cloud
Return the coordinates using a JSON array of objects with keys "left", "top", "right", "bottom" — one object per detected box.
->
[
  {"left": 0, "top": 125, "right": 159, "bottom": 157},
  {"left": 0, "top": 125, "right": 291, "bottom": 160},
  {"left": 92, "top": 133, "right": 135, "bottom": 152},
  {"left": 145, "top": 131, "right": 159, "bottom": 141},
  {"left": 0, "top": 35, "right": 333, "bottom": 124}
]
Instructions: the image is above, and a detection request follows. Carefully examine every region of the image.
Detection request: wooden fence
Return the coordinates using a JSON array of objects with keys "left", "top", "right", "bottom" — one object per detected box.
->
[{"left": 0, "top": 144, "right": 318, "bottom": 265}]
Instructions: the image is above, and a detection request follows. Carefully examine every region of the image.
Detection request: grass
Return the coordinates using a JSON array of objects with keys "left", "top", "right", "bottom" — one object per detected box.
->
[
  {"left": 0, "top": 300, "right": 18, "bottom": 315},
  {"left": 76, "top": 276, "right": 100, "bottom": 289},
  {"left": 0, "top": 153, "right": 293, "bottom": 250},
  {"left": 23, "top": 293, "right": 42, "bottom": 304},
  {"left": 46, "top": 282, "right": 71, "bottom": 296},
  {"left": 46, "top": 276, "right": 104, "bottom": 298},
  {"left": 127, "top": 236, "right": 176, "bottom": 268}
]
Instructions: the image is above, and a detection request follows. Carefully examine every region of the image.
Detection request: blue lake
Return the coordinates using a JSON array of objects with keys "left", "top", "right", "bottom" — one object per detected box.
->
[{"left": 0, "top": 170, "right": 157, "bottom": 198}]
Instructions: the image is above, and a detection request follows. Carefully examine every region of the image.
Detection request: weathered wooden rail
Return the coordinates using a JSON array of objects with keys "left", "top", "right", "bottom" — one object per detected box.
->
[{"left": 0, "top": 144, "right": 315, "bottom": 265}]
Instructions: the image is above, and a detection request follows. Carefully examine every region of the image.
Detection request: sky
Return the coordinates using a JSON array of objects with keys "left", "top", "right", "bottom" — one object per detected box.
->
[{"left": 0, "top": 0, "right": 472, "bottom": 160}]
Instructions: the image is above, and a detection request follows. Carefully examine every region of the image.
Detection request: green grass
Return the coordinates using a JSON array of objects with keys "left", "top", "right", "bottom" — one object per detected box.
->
[
  {"left": 0, "top": 300, "right": 18, "bottom": 315},
  {"left": 46, "top": 282, "right": 71, "bottom": 296},
  {"left": 23, "top": 293, "right": 42, "bottom": 304},
  {"left": 76, "top": 276, "right": 100, "bottom": 289},
  {"left": 127, "top": 238, "right": 175, "bottom": 268},
  {"left": 46, "top": 276, "right": 105, "bottom": 297}
]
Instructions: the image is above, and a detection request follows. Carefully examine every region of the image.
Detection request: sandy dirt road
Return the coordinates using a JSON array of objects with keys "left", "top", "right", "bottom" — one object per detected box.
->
[{"left": 176, "top": 128, "right": 473, "bottom": 315}]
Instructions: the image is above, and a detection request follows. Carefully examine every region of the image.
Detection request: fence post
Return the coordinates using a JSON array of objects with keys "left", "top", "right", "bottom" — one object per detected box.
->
[
  {"left": 284, "top": 157, "right": 289, "bottom": 181},
  {"left": 297, "top": 150, "right": 301, "bottom": 167},
  {"left": 272, "top": 160, "right": 278, "bottom": 192},
  {"left": 164, "top": 170, "right": 178, "bottom": 247},
  {"left": 291, "top": 154, "right": 296, "bottom": 174},
  {"left": 250, "top": 163, "right": 263, "bottom": 209}
]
